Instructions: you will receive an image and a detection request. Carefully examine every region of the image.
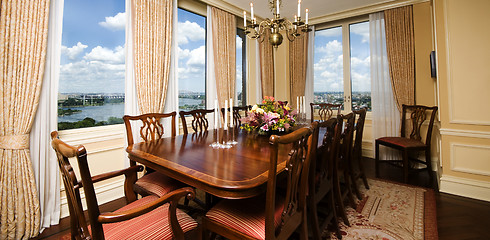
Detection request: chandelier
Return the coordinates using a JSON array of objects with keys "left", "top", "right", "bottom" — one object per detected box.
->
[{"left": 244, "top": 0, "right": 311, "bottom": 48}]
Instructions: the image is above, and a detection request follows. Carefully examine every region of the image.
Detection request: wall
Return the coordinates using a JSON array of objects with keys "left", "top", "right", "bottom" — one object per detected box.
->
[{"left": 434, "top": 0, "right": 490, "bottom": 201}]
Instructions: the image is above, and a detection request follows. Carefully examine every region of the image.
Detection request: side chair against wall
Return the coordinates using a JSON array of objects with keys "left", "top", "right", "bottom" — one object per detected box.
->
[
  {"left": 310, "top": 103, "right": 342, "bottom": 122},
  {"left": 50, "top": 131, "right": 199, "bottom": 240},
  {"left": 179, "top": 109, "right": 215, "bottom": 135},
  {"left": 375, "top": 104, "right": 438, "bottom": 184},
  {"left": 351, "top": 108, "right": 369, "bottom": 196},
  {"left": 308, "top": 118, "right": 342, "bottom": 240},
  {"left": 123, "top": 112, "right": 185, "bottom": 198},
  {"left": 202, "top": 122, "right": 319, "bottom": 240}
]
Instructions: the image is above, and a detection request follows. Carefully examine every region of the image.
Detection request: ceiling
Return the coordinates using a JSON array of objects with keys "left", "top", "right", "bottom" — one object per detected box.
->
[{"left": 219, "top": 0, "right": 398, "bottom": 22}]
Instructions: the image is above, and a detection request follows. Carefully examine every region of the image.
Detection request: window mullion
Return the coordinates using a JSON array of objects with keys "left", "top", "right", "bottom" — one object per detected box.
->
[{"left": 342, "top": 23, "right": 352, "bottom": 113}]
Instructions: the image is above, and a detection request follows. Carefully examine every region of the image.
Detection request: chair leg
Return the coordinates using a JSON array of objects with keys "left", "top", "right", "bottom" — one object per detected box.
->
[
  {"left": 425, "top": 149, "right": 434, "bottom": 181},
  {"left": 299, "top": 212, "right": 308, "bottom": 240},
  {"left": 357, "top": 156, "right": 369, "bottom": 189},
  {"left": 329, "top": 191, "right": 342, "bottom": 239},
  {"left": 403, "top": 150, "right": 409, "bottom": 183},
  {"left": 308, "top": 194, "right": 322, "bottom": 240},
  {"left": 333, "top": 172, "right": 350, "bottom": 226},
  {"left": 375, "top": 142, "right": 380, "bottom": 178}
]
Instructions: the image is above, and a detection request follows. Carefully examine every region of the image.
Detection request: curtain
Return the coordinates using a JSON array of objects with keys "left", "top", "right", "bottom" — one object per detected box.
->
[
  {"left": 370, "top": 12, "right": 400, "bottom": 159},
  {"left": 254, "top": 41, "right": 262, "bottom": 104},
  {"left": 305, "top": 26, "right": 315, "bottom": 119},
  {"left": 0, "top": 0, "right": 50, "bottom": 238},
  {"left": 259, "top": 30, "right": 274, "bottom": 98},
  {"left": 384, "top": 5, "right": 415, "bottom": 112},
  {"left": 211, "top": 7, "right": 236, "bottom": 109},
  {"left": 132, "top": 0, "right": 173, "bottom": 114},
  {"left": 30, "top": 0, "right": 63, "bottom": 230},
  {"left": 206, "top": 6, "right": 219, "bottom": 128},
  {"left": 163, "top": 0, "right": 179, "bottom": 133},
  {"left": 289, "top": 34, "right": 309, "bottom": 110}
]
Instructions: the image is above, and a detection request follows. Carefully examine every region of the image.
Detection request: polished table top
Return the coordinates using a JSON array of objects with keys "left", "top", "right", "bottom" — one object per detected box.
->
[{"left": 126, "top": 129, "right": 296, "bottom": 199}]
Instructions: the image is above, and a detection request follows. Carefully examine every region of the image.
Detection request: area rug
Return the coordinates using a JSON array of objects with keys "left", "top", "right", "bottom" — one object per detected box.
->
[{"left": 328, "top": 179, "right": 438, "bottom": 240}]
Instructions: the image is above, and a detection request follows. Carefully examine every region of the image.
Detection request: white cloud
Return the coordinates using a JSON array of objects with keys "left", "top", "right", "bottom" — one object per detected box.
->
[
  {"left": 316, "top": 27, "right": 342, "bottom": 38},
  {"left": 59, "top": 60, "right": 125, "bottom": 93},
  {"left": 317, "top": 40, "right": 342, "bottom": 55},
  {"left": 350, "top": 56, "right": 370, "bottom": 68},
  {"left": 350, "top": 22, "right": 369, "bottom": 43},
  {"left": 236, "top": 35, "right": 242, "bottom": 49},
  {"left": 99, "top": 12, "right": 126, "bottom": 31},
  {"left": 84, "top": 45, "right": 125, "bottom": 64},
  {"left": 61, "top": 42, "right": 88, "bottom": 60},
  {"left": 186, "top": 45, "right": 205, "bottom": 67},
  {"left": 177, "top": 21, "right": 205, "bottom": 45}
]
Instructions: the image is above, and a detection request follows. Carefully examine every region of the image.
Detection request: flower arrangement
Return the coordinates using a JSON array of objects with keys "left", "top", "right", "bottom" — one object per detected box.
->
[{"left": 240, "top": 96, "right": 297, "bottom": 135}]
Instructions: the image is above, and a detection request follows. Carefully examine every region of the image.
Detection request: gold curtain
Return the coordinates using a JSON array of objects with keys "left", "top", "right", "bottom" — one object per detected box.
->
[
  {"left": 289, "top": 35, "right": 308, "bottom": 109},
  {"left": 211, "top": 7, "right": 236, "bottom": 108},
  {"left": 384, "top": 5, "right": 415, "bottom": 112},
  {"left": 132, "top": 0, "right": 173, "bottom": 114},
  {"left": 259, "top": 30, "right": 274, "bottom": 98},
  {"left": 0, "top": 0, "right": 50, "bottom": 238}
]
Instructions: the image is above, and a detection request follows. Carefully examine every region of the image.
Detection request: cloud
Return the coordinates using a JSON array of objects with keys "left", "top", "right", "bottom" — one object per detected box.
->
[
  {"left": 61, "top": 42, "right": 88, "bottom": 60},
  {"left": 186, "top": 45, "right": 205, "bottom": 67},
  {"left": 177, "top": 21, "right": 205, "bottom": 45},
  {"left": 317, "top": 40, "right": 342, "bottom": 55},
  {"left": 99, "top": 12, "right": 126, "bottom": 31},
  {"left": 236, "top": 35, "right": 242, "bottom": 49},
  {"left": 316, "top": 27, "right": 342, "bottom": 38},
  {"left": 350, "top": 22, "right": 369, "bottom": 43},
  {"left": 84, "top": 46, "right": 125, "bottom": 64}
]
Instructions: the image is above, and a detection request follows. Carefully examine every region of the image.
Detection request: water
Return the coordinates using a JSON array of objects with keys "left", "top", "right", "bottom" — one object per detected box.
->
[{"left": 59, "top": 103, "right": 124, "bottom": 123}]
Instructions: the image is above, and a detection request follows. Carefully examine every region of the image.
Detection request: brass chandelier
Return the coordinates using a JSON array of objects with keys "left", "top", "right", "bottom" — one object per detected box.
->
[{"left": 244, "top": 0, "right": 311, "bottom": 48}]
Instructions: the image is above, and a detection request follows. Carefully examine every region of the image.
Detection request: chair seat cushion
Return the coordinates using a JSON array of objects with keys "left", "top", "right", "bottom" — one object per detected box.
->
[
  {"left": 102, "top": 195, "right": 197, "bottom": 240},
  {"left": 205, "top": 195, "right": 285, "bottom": 240},
  {"left": 135, "top": 171, "right": 185, "bottom": 197},
  {"left": 377, "top": 137, "right": 426, "bottom": 149}
]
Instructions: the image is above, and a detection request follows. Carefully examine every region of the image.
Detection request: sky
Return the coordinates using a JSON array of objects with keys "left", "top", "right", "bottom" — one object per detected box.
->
[{"left": 313, "top": 21, "right": 371, "bottom": 93}]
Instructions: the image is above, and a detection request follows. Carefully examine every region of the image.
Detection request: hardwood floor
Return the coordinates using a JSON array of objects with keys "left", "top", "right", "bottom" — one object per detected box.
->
[{"left": 32, "top": 158, "right": 490, "bottom": 240}]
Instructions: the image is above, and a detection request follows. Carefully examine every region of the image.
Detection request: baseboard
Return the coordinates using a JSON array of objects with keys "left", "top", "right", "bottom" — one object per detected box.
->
[
  {"left": 60, "top": 179, "right": 125, "bottom": 218},
  {"left": 440, "top": 175, "right": 490, "bottom": 202}
]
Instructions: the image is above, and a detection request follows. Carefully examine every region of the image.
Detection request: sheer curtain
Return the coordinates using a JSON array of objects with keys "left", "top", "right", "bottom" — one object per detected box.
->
[
  {"left": 206, "top": 5, "right": 219, "bottom": 128},
  {"left": 30, "top": 0, "right": 63, "bottom": 230},
  {"left": 370, "top": 12, "right": 400, "bottom": 158},
  {"left": 305, "top": 26, "right": 315, "bottom": 118},
  {"left": 254, "top": 41, "right": 262, "bottom": 104}
]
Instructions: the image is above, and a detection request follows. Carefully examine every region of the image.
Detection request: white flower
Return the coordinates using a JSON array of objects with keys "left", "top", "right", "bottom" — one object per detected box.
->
[{"left": 251, "top": 104, "right": 265, "bottom": 114}]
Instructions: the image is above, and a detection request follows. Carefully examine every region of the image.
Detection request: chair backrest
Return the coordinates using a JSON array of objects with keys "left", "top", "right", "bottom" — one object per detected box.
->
[
  {"left": 265, "top": 121, "right": 318, "bottom": 239},
  {"left": 51, "top": 131, "right": 91, "bottom": 240},
  {"left": 353, "top": 108, "right": 367, "bottom": 160},
  {"left": 313, "top": 118, "right": 342, "bottom": 190},
  {"left": 310, "top": 103, "right": 342, "bottom": 122},
  {"left": 401, "top": 105, "right": 438, "bottom": 146},
  {"left": 123, "top": 112, "right": 177, "bottom": 146},
  {"left": 220, "top": 105, "right": 252, "bottom": 127},
  {"left": 338, "top": 113, "right": 355, "bottom": 167},
  {"left": 179, "top": 109, "right": 214, "bottom": 135}
]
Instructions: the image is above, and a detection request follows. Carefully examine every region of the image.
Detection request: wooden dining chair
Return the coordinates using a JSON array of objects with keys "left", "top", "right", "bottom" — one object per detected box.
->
[
  {"left": 179, "top": 109, "right": 215, "bottom": 135},
  {"left": 202, "top": 122, "right": 318, "bottom": 240},
  {"left": 375, "top": 104, "right": 438, "bottom": 184},
  {"left": 123, "top": 112, "right": 185, "bottom": 198},
  {"left": 221, "top": 105, "right": 252, "bottom": 127},
  {"left": 310, "top": 103, "right": 342, "bottom": 122},
  {"left": 50, "top": 131, "right": 199, "bottom": 240},
  {"left": 352, "top": 108, "right": 369, "bottom": 192},
  {"left": 308, "top": 118, "right": 342, "bottom": 240}
]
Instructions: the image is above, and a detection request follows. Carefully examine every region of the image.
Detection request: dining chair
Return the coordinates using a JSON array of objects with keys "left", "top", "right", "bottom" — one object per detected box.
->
[
  {"left": 50, "top": 131, "right": 199, "bottom": 240},
  {"left": 123, "top": 112, "right": 185, "bottom": 198},
  {"left": 310, "top": 103, "right": 342, "bottom": 122},
  {"left": 202, "top": 122, "right": 319, "bottom": 240},
  {"left": 179, "top": 109, "right": 215, "bottom": 135},
  {"left": 221, "top": 105, "right": 252, "bottom": 127},
  {"left": 375, "top": 104, "right": 438, "bottom": 184},
  {"left": 351, "top": 108, "right": 369, "bottom": 193},
  {"left": 308, "top": 118, "right": 342, "bottom": 240},
  {"left": 333, "top": 113, "right": 357, "bottom": 227}
]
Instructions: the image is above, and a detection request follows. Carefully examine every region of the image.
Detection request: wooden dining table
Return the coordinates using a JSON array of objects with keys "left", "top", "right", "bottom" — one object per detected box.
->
[{"left": 126, "top": 129, "right": 298, "bottom": 199}]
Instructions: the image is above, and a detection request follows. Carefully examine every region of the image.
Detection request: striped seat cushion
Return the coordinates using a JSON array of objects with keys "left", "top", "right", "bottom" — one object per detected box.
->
[
  {"left": 135, "top": 171, "right": 185, "bottom": 197},
  {"left": 102, "top": 195, "right": 197, "bottom": 240},
  {"left": 205, "top": 195, "right": 285, "bottom": 240},
  {"left": 378, "top": 137, "right": 426, "bottom": 148}
]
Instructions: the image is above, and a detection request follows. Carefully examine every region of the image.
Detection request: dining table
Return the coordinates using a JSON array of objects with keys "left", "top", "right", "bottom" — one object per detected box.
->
[{"left": 126, "top": 129, "right": 301, "bottom": 200}]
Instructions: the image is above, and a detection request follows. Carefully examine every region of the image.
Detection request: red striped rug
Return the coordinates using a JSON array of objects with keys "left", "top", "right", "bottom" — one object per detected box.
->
[{"left": 328, "top": 179, "right": 438, "bottom": 240}]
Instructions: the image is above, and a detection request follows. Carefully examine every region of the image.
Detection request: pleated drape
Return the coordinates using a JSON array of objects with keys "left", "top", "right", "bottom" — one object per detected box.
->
[
  {"left": 259, "top": 30, "right": 274, "bottom": 98},
  {"left": 384, "top": 5, "right": 415, "bottom": 112},
  {"left": 211, "top": 7, "right": 236, "bottom": 108},
  {"left": 132, "top": 0, "right": 173, "bottom": 114},
  {"left": 289, "top": 35, "right": 308, "bottom": 109},
  {"left": 0, "top": 0, "right": 50, "bottom": 238}
]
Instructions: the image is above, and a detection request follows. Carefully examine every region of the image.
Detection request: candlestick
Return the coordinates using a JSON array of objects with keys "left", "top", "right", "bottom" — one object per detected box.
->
[
  {"left": 294, "top": 15, "right": 297, "bottom": 23},
  {"left": 243, "top": 11, "right": 246, "bottom": 27},
  {"left": 305, "top": 9, "right": 309, "bottom": 25},
  {"left": 229, "top": 98, "right": 233, "bottom": 127},
  {"left": 224, "top": 100, "right": 228, "bottom": 128},
  {"left": 250, "top": 3, "right": 254, "bottom": 21},
  {"left": 298, "top": 0, "right": 301, "bottom": 18}
]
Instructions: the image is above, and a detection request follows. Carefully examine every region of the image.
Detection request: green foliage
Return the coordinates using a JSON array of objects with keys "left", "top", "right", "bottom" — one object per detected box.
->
[{"left": 58, "top": 117, "right": 124, "bottom": 130}]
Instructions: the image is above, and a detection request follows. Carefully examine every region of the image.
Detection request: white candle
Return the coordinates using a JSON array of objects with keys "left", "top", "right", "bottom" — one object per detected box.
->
[
  {"left": 243, "top": 11, "right": 246, "bottom": 27},
  {"left": 250, "top": 3, "right": 254, "bottom": 21},
  {"left": 298, "top": 0, "right": 301, "bottom": 18},
  {"left": 294, "top": 15, "right": 297, "bottom": 23},
  {"left": 305, "top": 9, "right": 309, "bottom": 25},
  {"left": 229, "top": 98, "right": 234, "bottom": 127},
  {"left": 299, "top": 96, "right": 302, "bottom": 114},
  {"left": 302, "top": 96, "right": 306, "bottom": 114},
  {"left": 214, "top": 99, "right": 218, "bottom": 128},
  {"left": 296, "top": 96, "right": 299, "bottom": 113},
  {"left": 224, "top": 100, "right": 228, "bottom": 128},
  {"left": 276, "top": 0, "right": 279, "bottom": 15}
]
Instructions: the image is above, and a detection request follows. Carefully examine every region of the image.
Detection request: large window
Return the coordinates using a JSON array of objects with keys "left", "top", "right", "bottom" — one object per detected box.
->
[
  {"left": 177, "top": 8, "right": 206, "bottom": 111},
  {"left": 58, "top": 0, "right": 126, "bottom": 130},
  {"left": 314, "top": 19, "right": 371, "bottom": 112},
  {"left": 236, "top": 28, "right": 246, "bottom": 106}
]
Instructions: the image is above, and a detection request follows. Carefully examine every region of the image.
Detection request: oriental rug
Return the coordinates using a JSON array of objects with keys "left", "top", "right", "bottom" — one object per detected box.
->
[{"left": 327, "top": 179, "right": 438, "bottom": 240}]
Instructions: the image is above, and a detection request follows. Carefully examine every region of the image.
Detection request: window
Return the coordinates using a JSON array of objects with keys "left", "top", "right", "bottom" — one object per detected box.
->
[
  {"left": 177, "top": 8, "right": 206, "bottom": 111},
  {"left": 314, "top": 19, "right": 371, "bottom": 112},
  {"left": 236, "top": 28, "right": 246, "bottom": 106},
  {"left": 58, "top": 0, "right": 126, "bottom": 130}
]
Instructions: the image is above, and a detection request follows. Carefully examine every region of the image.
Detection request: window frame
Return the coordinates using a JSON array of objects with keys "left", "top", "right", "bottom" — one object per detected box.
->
[{"left": 236, "top": 28, "right": 247, "bottom": 107}]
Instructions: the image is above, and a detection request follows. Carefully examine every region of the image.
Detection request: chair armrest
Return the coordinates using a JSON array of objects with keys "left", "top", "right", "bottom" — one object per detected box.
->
[
  {"left": 91, "top": 165, "right": 144, "bottom": 184},
  {"left": 98, "top": 187, "right": 195, "bottom": 223}
]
